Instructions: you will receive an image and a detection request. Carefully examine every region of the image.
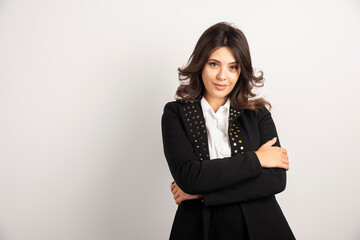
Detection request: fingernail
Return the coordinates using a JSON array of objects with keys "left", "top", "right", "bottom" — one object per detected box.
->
[{"left": 273, "top": 137, "right": 277, "bottom": 140}]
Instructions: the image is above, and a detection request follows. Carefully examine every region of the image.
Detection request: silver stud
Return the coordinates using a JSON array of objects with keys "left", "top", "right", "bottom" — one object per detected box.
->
[
  {"left": 233, "top": 143, "right": 237, "bottom": 146},
  {"left": 240, "top": 146, "right": 244, "bottom": 150}
]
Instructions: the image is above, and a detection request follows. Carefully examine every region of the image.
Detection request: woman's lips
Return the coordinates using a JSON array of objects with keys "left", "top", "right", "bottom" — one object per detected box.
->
[{"left": 214, "top": 83, "right": 228, "bottom": 90}]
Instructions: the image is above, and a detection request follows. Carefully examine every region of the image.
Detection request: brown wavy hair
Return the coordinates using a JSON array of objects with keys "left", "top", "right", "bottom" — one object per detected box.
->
[{"left": 175, "top": 21, "right": 272, "bottom": 112}]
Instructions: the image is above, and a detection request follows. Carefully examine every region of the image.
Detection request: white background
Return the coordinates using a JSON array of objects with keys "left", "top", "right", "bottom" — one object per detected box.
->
[{"left": 0, "top": 0, "right": 359, "bottom": 239}]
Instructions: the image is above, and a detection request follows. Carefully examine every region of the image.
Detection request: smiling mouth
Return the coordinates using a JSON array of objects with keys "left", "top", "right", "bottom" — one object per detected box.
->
[
  {"left": 213, "top": 83, "right": 228, "bottom": 91},
  {"left": 214, "top": 83, "right": 228, "bottom": 87}
]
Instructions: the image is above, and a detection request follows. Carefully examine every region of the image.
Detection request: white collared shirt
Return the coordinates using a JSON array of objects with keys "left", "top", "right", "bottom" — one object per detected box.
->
[{"left": 200, "top": 96, "right": 231, "bottom": 160}]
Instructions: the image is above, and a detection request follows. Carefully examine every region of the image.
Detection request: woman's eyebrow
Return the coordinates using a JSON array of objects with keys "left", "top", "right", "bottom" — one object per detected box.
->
[{"left": 208, "top": 59, "right": 239, "bottom": 64}]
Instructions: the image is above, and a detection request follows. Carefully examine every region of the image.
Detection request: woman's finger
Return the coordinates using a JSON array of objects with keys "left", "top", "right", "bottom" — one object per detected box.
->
[
  {"left": 283, "top": 163, "right": 289, "bottom": 170},
  {"left": 175, "top": 197, "right": 182, "bottom": 205},
  {"left": 282, "top": 158, "right": 289, "bottom": 166},
  {"left": 175, "top": 193, "right": 184, "bottom": 205},
  {"left": 171, "top": 182, "right": 178, "bottom": 192},
  {"left": 172, "top": 186, "right": 179, "bottom": 195},
  {"left": 284, "top": 155, "right": 289, "bottom": 164},
  {"left": 174, "top": 190, "right": 181, "bottom": 200}
]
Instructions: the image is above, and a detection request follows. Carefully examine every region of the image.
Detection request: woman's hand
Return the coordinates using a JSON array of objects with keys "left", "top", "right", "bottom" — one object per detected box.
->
[
  {"left": 170, "top": 182, "right": 203, "bottom": 205},
  {"left": 255, "top": 137, "right": 290, "bottom": 170}
]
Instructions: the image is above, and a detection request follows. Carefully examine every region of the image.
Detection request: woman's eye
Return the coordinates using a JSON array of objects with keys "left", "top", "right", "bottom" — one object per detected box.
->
[
  {"left": 209, "top": 62, "right": 217, "bottom": 67},
  {"left": 230, "top": 66, "right": 238, "bottom": 70}
]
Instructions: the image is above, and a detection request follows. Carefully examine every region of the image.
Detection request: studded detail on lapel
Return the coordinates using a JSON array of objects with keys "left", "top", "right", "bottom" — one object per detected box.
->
[
  {"left": 177, "top": 99, "right": 246, "bottom": 160},
  {"left": 229, "top": 106, "right": 242, "bottom": 122},
  {"left": 228, "top": 106, "right": 245, "bottom": 156},
  {"left": 177, "top": 100, "right": 210, "bottom": 161}
]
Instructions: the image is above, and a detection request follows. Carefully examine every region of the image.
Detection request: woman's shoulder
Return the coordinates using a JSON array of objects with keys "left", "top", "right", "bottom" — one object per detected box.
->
[
  {"left": 242, "top": 106, "right": 271, "bottom": 122},
  {"left": 163, "top": 99, "right": 198, "bottom": 110},
  {"left": 163, "top": 100, "right": 182, "bottom": 109},
  {"left": 162, "top": 100, "right": 184, "bottom": 116}
]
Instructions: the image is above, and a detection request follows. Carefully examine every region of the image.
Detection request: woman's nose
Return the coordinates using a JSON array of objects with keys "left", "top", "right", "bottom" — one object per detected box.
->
[{"left": 217, "top": 67, "right": 227, "bottom": 80}]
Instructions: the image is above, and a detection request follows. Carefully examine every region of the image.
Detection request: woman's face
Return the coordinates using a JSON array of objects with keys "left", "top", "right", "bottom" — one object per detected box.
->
[{"left": 201, "top": 46, "right": 241, "bottom": 104}]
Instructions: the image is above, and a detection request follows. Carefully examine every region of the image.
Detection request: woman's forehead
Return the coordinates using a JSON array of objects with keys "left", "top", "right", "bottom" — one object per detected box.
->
[{"left": 208, "top": 47, "right": 237, "bottom": 63}]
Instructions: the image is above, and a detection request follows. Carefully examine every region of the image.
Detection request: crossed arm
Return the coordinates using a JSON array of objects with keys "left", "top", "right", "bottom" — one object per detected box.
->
[{"left": 162, "top": 102, "right": 287, "bottom": 206}]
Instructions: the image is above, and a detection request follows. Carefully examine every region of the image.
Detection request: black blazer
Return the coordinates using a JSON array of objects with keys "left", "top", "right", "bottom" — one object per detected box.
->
[{"left": 161, "top": 99, "right": 295, "bottom": 240}]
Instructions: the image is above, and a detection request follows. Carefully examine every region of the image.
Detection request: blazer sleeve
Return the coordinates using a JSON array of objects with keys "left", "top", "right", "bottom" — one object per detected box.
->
[
  {"left": 161, "top": 102, "right": 263, "bottom": 195},
  {"left": 202, "top": 107, "right": 287, "bottom": 206}
]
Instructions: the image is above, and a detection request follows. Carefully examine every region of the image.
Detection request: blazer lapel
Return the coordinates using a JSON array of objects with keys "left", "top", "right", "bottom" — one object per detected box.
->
[{"left": 177, "top": 99, "right": 245, "bottom": 160}]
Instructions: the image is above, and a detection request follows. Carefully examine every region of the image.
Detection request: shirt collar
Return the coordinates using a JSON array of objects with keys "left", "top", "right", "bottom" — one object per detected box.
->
[{"left": 200, "top": 96, "right": 230, "bottom": 115}]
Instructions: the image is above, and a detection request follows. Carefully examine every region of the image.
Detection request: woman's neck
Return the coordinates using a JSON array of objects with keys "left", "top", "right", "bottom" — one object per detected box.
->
[{"left": 204, "top": 95, "right": 228, "bottom": 113}]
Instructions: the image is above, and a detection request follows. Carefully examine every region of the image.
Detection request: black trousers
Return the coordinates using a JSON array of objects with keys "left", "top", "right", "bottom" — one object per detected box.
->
[{"left": 209, "top": 203, "right": 250, "bottom": 240}]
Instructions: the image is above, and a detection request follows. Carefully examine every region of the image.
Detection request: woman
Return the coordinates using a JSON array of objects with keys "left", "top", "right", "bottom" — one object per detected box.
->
[{"left": 161, "top": 22, "right": 296, "bottom": 240}]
